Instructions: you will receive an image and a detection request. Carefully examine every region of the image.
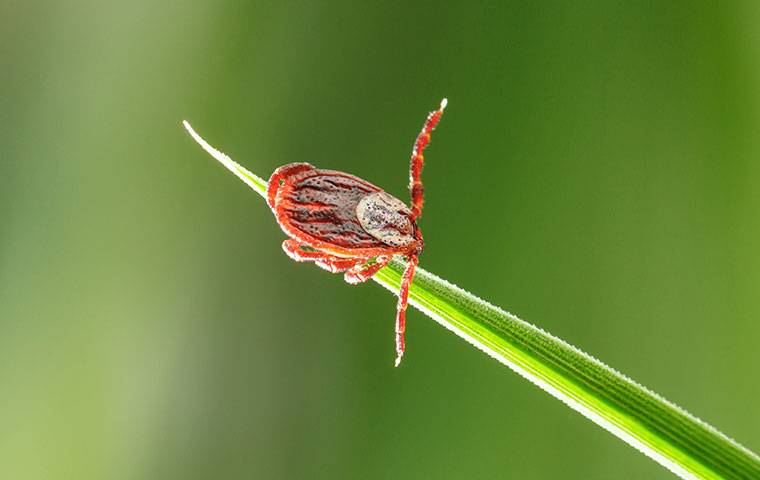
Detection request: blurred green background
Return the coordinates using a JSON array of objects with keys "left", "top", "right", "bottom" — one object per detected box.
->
[{"left": 2, "top": 2, "right": 759, "bottom": 479}]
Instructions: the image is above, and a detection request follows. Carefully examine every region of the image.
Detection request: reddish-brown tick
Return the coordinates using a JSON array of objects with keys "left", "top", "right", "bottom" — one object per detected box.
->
[{"left": 268, "top": 99, "right": 447, "bottom": 366}]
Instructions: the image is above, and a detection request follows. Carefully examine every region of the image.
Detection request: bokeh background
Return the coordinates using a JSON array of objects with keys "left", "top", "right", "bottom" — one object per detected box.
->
[{"left": 2, "top": 2, "right": 760, "bottom": 479}]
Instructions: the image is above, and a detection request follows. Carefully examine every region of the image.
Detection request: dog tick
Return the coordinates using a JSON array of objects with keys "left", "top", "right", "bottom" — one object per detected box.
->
[{"left": 268, "top": 99, "right": 447, "bottom": 366}]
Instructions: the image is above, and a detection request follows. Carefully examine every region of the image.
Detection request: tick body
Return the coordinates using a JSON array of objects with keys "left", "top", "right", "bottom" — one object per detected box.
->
[{"left": 267, "top": 99, "right": 447, "bottom": 366}]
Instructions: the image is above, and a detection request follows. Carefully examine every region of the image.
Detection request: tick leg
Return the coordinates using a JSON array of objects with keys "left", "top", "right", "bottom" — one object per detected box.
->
[
  {"left": 394, "top": 255, "right": 418, "bottom": 367},
  {"left": 344, "top": 255, "right": 391, "bottom": 285},
  {"left": 409, "top": 99, "right": 447, "bottom": 221},
  {"left": 282, "top": 239, "right": 328, "bottom": 261},
  {"left": 315, "top": 257, "right": 362, "bottom": 274},
  {"left": 282, "top": 240, "right": 360, "bottom": 273}
]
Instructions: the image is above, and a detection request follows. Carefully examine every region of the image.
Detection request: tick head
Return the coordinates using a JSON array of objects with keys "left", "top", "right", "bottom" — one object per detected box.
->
[{"left": 356, "top": 191, "right": 415, "bottom": 249}]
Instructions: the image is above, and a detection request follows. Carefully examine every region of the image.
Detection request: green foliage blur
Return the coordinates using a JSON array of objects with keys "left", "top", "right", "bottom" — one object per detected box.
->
[{"left": 2, "top": 2, "right": 759, "bottom": 479}]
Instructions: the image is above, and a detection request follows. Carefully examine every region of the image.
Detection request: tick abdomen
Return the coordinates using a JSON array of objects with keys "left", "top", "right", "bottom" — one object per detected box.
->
[{"left": 276, "top": 168, "right": 388, "bottom": 249}]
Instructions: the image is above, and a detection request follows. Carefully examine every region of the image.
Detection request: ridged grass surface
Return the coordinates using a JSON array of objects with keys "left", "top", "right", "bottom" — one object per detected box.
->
[{"left": 183, "top": 121, "right": 760, "bottom": 479}]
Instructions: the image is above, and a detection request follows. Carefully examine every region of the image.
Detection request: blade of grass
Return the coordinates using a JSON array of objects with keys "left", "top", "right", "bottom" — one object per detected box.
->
[{"left": 183, "top": 121, "right": 760, "bottom": 480}]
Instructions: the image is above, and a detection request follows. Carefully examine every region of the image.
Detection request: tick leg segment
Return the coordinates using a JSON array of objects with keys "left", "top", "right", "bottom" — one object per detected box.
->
[
  {"left": 281, "top": 240, "right": 359, "bottom": 273},
  {"left": 282, "top": 239, "right": 328, "bottom": 261},
  {"left": 344, "top": 255, "right": 392, "bottom": 285},
  {"left": 315, "top": 257, "right": 362, "bottom": 274},
  {"left": 409, "top": 99, "right": 447, "bottom": 221},
  {"left": 394, "top": 255, "right": 418, "bottom": 367}
]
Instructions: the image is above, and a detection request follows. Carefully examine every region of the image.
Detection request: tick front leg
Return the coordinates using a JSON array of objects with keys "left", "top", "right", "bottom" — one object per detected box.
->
[
  {"left": 281, "top": 240, "right": 360, "bottom": 273},
  {"left": 344, "top": 255, "right": 391, "bottom": 285},
  {"left": 409, "top": 99, "right": 447, "bottom": 221},
  {"left": 394, "top": 255, "right": 418, "bottom": 367}
]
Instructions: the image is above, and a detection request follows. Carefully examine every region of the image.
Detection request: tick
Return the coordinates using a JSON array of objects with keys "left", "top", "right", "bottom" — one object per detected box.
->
[{"left": 268, "top": 99, "right": 447, "bottom": 366}]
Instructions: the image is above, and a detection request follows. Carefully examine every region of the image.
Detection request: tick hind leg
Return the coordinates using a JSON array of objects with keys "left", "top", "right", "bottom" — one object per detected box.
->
[
  {"left": 344, "top": 255, "right": 391, "bottom": 285},
  {"left": 281, "top": 240, "right": 360, "bottom": 273}
]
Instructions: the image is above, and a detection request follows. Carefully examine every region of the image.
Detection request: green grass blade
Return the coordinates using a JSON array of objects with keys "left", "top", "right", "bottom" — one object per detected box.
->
[
  {"left": 183, "top": 121, "right": 760, "bottom": 480},
  {"left": 183, "top": 121, "right": 268, "bottom": 198},
  {"left": 374, "top": 260, "right": 760, "bottom": 480}
]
